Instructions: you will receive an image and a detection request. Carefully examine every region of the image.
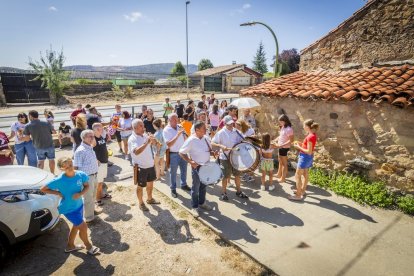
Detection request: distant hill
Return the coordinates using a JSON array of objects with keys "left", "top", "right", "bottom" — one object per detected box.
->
[{"left": 0, "top": 63, "right": 198, "bottom": 80}]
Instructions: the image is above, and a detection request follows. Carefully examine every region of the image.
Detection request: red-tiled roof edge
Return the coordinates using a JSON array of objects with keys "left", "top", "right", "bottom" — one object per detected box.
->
[
  {"left": 239, "top": 65, "right": 414, "bottom": 109},
  {"left": 300, "top": 0, "right": 380, "bottom": 54}
]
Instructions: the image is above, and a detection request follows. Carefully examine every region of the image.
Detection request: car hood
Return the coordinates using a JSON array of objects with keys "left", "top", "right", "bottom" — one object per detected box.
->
[{"left": 0, "top": 165, "right": 55, "bottom": 192}]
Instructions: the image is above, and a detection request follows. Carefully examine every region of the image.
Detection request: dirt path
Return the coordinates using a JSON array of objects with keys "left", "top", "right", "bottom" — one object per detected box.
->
[{"left": 2, "top": 183, "right": 270, "bottom": 275}]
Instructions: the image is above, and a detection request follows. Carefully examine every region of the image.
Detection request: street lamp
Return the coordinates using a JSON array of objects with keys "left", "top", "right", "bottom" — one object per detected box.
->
[
  {"left": 186, "top": 1, "right": 190, "bottom": 98},
  {"left": 240, "top": 21, "right": 281, "bottom": 78}
]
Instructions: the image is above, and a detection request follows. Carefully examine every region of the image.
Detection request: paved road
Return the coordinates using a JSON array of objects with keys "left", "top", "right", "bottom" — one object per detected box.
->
[{"left": 0, "top": 94, "right": 239, "bottom": 133}]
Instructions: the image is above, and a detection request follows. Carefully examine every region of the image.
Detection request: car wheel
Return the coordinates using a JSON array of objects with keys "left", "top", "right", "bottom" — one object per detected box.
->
[{"left": 0, "top": 234, "right": 8, "bottom": 268}]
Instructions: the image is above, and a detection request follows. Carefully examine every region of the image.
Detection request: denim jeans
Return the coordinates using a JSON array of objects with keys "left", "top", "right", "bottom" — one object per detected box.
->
[
  {"left": 169, "top": 152, "right": 187, "bottom": 191},
  {"left": 14, "top": 141, "right": 37, "bottom": 167},
  {"left": 191, "top": 167, "right": 206, "bottom": 208}
]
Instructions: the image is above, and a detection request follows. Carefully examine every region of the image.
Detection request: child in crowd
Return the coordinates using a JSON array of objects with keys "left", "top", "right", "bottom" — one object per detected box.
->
[
  {"left": 260, "top": 133, "right": 277, "bottom": 191},
  {"left": 180, "top": 113, "right": 192, "bottom": 136},
  {"left": 275, "top": 115, "right": 294, "bottom": 183},
  {"left": 58, "top": 122, "right": 72, "bottom": 149},
  {"left": 40, "top": 157, "right": 100, "bottom": 255},
  {"left": 209, "top": 104, "right": 220, "bottom": 133},
  {"left": 152, "top": 118, "right": 168, "bottom": 180},
  {"left": 289, "top": 119, "right": 319, "bottom": 201},
  {"left": 44, "top": 109, "right": 55, "bottom": 130},
  {"left": 0, "top": 131, "right": 14, "bottom": 166},
  {"left": 118, "top": 111, "right": 133, "bottom": 160}
]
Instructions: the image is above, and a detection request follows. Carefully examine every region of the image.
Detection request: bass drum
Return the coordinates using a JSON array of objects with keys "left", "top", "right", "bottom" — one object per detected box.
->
[
  {"left": 198, "top": 161, "right": 223, "bottom": 185},
  {"left": 229, "top": 142, "right": 260, "bottom": 173}
]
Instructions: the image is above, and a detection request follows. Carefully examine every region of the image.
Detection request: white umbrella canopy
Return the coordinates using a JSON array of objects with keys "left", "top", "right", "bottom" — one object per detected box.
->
[{"left": 229, "top": 97, "right": 261, "bottom": 109}]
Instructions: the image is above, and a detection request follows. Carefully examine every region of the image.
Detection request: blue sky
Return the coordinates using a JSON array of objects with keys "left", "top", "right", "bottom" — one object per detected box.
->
[{"left": 0, "top": 0, "right": 366, "bottom": 69}]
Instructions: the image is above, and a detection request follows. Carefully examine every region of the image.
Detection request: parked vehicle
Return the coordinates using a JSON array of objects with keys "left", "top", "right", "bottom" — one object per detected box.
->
[{"left": 0, "top": 166, "right": 60, "bottom": 265}]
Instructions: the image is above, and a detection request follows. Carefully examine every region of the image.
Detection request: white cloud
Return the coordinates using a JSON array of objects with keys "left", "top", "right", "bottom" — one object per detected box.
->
[
  {"left": 231, "top": 3, "right": 251, "bottom": 16},
  {"left": 242, "top": 3, "right": 251, "bottom": 10},
  {"left": 48, "top": 6, "right": 57, "bottom": 12},
  {"left": 123, "top": 12, "right": 143, "bottom": 23}
]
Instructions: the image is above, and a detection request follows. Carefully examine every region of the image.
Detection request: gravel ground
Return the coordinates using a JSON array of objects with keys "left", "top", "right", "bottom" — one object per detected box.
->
[{"left": 2, "top": 183, "right": 270, "bottom": 276}]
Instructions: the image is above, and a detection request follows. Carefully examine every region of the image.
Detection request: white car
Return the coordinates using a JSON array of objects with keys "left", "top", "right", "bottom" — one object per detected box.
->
[{"left": 0, "top": 166, "right": 60, "bottom": 264}]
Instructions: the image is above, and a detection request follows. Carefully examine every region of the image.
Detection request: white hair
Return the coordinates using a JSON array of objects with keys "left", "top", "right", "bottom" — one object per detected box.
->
[
  {"left": 168, "top": 113, "right": 178, "bottom": 120},
  {"left": 80, "top": 129, "right": 94, "bottom": 141},
  {"left": 132, "top": 118, "right": 143, "bottom": 129}
]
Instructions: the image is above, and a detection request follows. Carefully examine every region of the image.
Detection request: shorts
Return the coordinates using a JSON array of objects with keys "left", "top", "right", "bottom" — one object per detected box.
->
[
  {"left": 35, "top": 146, "right": 55, "bottom": 161},
  {"left": 64, "top": 205, "right": 84, "bottom": 226},
  {"left": 220, "top": 159, "right": 241, "bottom": 179},
  {"left": 297, "top": 152, "right": 314, "bottom": 169},
  {"left": 114, "top": 130, "right": 122, "bottom": 143},
  {"left": 97, "top": 162, "right": 108, "bottom": 183},
  {"left": 137, "top": 166, "right": 157, "bottom": 187},
  {"left": 121, "top": 133, "right": 131, "bottom": 140},
  {"left": 278, "top": 148, "right": 290, "bottom": 157},
  {"left": 59, "top": 133, "right": 71, "bottom": 138},
  {"left": 211, "top": 126, "right": 218, "bottom": 131},
  {"left": 260, "top": 158, "right": 274, "bottom": 171}
]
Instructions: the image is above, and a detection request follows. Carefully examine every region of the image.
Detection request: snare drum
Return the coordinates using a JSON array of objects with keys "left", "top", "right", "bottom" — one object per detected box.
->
[
  {"left": 229, "top": 142, "right": 260, "bottom": 172},
  {"left": 198, "top": 161, "right": 223, "bottom": 185}
]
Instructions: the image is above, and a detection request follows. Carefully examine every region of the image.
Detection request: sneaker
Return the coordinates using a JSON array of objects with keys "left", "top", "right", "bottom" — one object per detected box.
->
[
  {"left": 199, "top": 203, "right": 213, "bottom": 211},
  {"left": 59, "top": 145, "right": 63, "bottom": 150},
  {"left": 95, "top": 200, "right": 103, "bottom": 206},
  {"left": 191, "top": 208, "right": 200, "bottom": 218},
  {"left": 236, "top": 191, "right": 249, "bottom": 199},
  {"left": 261, "top": 185, "right": 266, "bottom": 191},
  {"left": 221, "top": 193, "right": 229, "bottom": 201},
  {"left": 171, "top": 190, "right": 178, "bottom": 198},
  {"left": 181, "top": 185, "right": 191, "bottom": 192},
  {"left": 269, "top": 185, "right": 276, "bottom": 191}
]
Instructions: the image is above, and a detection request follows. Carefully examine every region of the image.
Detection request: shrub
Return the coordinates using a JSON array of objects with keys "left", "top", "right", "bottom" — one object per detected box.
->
[
  {"left": 397, "top": 194, "right": 414, "bottom": 215},
  {"left": 309, "top": 168, "right": 394, "bottom": 210},
  {"left": 124, "top": 86, "right": 134, "bottom": 98}
]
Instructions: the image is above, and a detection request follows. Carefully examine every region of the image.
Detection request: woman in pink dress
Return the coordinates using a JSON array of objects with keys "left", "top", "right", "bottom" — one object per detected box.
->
[{"left": 275, "top": 115, "right": 294, "bottom": 183}]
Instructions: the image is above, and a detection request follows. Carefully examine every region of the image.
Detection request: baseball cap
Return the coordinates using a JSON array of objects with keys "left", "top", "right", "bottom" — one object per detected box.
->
[{"left": 224, "top": 115, "right": 234, "bottom": 125}]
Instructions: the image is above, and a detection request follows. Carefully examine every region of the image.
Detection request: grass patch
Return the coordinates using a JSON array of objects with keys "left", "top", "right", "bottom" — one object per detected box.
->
[{"left": 309, "top": 168, "right": 413, "bottom": 215}]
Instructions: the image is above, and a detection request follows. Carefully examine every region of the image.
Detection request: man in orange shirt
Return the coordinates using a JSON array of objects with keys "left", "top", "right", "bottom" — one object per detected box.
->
[{"left": 180, "top": 113, "right": 192, "bottom": 136}]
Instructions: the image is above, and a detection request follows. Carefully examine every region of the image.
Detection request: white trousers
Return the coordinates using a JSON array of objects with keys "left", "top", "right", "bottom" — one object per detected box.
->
[{"left": 84, "top": 174, "right": 97, "bottom": 222}]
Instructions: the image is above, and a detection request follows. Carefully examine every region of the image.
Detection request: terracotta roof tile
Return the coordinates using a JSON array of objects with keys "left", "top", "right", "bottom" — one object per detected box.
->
[{"left": 240, "top": 65, "right": 414, "bottom": 108}]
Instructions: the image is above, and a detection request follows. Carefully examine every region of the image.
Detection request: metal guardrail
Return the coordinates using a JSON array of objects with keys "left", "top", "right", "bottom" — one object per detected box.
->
[{"left": 0, "top": 96, "right": 237, "bottom": 132}]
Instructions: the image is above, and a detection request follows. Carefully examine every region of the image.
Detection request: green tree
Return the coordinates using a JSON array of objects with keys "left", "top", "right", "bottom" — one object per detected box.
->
[
  {"left": 271, "top": 48, "right": 300, "bottom": 75},
  {"left": 198, "top": 58, "right": 214, "bottom": 71},
  {"left": 28, "top": 47, "right": 69, "bottom": 100},
  {"left": 252, "top": 41, "right": 268, "bottom": 74},
  {"left": 170, "top": 61, "right": 186, "bottom": 77}
]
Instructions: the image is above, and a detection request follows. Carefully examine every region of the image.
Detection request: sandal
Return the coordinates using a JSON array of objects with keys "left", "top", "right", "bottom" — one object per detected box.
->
[
  {"left": 87, "top": 246, "right": 100, "bottom": 255},
  {"left": 288, "top": 195, "right": 304, "bottom": 201},
  {"left": 236, "top": 191, "right": 249, "bottom": 199},
  {"left": 146, "top": 198, "right": 160, "bottom": 205},
  {"left": 95, "top": 201, "right": 103, "bottom": 206},
  {"left": 102, "top": 194, "right": 112, "bottom": 199},
  {"left": 65, "top": 244, "right": 85, "bottom": 253},
  {"left": 139, "top": 203, "right": 149, "bottom": 211},
  {"left": 294, "top": 190, "right": 307, "bottom": 196}
]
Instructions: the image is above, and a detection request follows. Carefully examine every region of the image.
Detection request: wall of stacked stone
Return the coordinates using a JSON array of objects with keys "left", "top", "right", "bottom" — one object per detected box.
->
[
  {"left": 253, "top": 96, "right": 414, "bottom": 192},
  {"left": 300, "top": 0, "right": 414, "bottom": 71}
]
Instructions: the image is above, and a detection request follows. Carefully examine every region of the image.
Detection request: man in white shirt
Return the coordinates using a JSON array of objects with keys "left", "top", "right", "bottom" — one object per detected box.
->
[
  {"left": 212, "top": 115, "right": 249, "bottom": 201},
  {"left": 179, "top": 121, "right": 214, "bottom": 217},
  {"left": 163, "top": 113, "right": 190, "bottom": 198},
  {"left": 128, "top": 119, "right": 160, "bottom": 211}
]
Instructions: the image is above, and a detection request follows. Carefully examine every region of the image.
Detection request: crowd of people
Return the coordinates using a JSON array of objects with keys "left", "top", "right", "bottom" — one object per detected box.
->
[{"left": 0, "top": 93, "right": 319, "bottom": 254}]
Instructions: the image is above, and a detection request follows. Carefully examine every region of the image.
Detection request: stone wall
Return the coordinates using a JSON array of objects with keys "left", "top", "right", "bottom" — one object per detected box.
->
[
  {"left": 300, "top": 0, "right": 414, "bottom": 71},
  {"left": 225, "top": 70, "right": 257, "bottom": 93},
  {"left": 253, "top": 96, "right": 414, "bottom": 192}
]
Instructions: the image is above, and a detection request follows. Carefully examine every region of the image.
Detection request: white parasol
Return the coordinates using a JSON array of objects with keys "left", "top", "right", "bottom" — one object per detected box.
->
[{"left": 229, "top": 97, "right": 261, "bottom": 109}]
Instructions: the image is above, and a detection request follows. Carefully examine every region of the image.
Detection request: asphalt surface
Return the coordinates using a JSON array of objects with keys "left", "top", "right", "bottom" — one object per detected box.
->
[{"left": 0, "top": 95, "right": 239, "bottom": 133}]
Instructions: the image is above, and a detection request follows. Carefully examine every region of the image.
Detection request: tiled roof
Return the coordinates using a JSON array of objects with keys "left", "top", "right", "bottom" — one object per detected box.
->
[
  {"left": 240, "top": 65, "right": 414, "bottom": 108},
  {"left": 192, "top": 64, "right": 245, "bottom": 77},
  {"left": 223, "top": 67, "right": 263, "bottom": 77}
]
